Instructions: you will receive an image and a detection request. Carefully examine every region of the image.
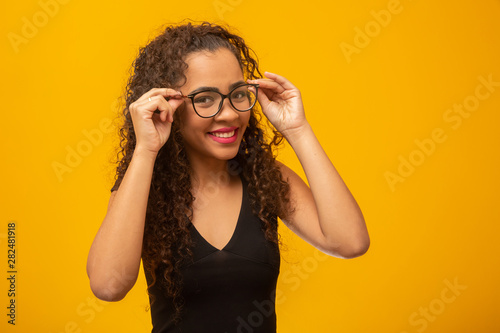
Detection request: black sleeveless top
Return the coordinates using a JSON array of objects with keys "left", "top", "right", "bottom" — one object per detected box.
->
[{"left": 111, "top": 177, "right": 281, "bottom": 332}]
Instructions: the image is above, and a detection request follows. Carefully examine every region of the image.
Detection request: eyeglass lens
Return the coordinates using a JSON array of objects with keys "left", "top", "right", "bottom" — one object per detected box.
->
[{"left": 192, "top": 85, "right": 257, "bottom": 117}]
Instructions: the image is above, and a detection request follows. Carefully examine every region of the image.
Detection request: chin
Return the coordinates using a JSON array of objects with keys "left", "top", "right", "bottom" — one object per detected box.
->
[{"left": 209, "top": 146, "right": 241, "bottom": 161}]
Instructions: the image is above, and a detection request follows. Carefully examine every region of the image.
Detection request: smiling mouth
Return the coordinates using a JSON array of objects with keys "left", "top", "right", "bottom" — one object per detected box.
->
[{"left": 209, "top": 130, "right": 236, "bottom": 138}]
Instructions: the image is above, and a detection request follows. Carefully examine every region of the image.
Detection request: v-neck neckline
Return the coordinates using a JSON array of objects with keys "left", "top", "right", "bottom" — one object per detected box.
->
[{"left": 190, "top": 177, "right": 245, "bottom": 252}]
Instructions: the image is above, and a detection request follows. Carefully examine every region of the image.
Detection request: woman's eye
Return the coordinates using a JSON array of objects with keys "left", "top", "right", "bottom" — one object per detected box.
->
[
  {"left": 231, "top": 91, "right": 246, "bottom": 100},
  {"left": 194, "top": 96, "right": 215, "bottom": 105}
]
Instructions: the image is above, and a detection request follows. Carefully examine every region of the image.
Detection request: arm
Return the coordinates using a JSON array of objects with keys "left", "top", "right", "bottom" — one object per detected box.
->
[
  {"left": 278, "top": 127, "right": 369, "bottom": 259},
  {"left": 86, "top": 148, "right": 157, "bottom": 301},
  {"left": 248, "top": 73, "right": 369, "bottom": 259},
  {"left": 86, "top": 88, "right": 184, "bottom": 301}
]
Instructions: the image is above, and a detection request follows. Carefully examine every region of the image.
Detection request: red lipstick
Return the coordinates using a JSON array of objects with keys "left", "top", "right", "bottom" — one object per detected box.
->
[{"left": 208, "top": 127, "right": 239, "bottom": 144}]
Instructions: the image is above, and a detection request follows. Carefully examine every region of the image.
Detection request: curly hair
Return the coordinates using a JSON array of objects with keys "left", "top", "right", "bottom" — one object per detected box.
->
[{"left": 111, "top": 21, "right": 292, "bottom": 323}]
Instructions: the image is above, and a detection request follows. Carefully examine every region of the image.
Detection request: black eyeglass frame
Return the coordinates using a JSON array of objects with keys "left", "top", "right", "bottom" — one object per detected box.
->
[{"left": 184, "top": 83, "right": 260, "bottom": 118}]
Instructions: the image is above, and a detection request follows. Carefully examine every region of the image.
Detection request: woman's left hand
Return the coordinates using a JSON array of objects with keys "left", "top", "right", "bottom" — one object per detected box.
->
[{"left": 248, "top": 72, "right": 308, "bottom": 138}]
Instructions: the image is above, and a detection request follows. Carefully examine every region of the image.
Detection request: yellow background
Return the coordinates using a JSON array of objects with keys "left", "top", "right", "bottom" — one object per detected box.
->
[{"left": 2, "top": 0, "right": 500, "bottom": 332}]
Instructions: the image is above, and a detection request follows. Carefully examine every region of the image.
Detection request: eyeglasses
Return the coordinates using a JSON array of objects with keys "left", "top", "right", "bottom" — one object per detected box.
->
[{"left": 182, "top": 83, "right": 259, "bottom": 118}]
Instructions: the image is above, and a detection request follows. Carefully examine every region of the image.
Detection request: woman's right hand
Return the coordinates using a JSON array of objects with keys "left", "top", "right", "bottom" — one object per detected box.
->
[{"left": 128, "top": 88, "right": 185, "bottom": 155}]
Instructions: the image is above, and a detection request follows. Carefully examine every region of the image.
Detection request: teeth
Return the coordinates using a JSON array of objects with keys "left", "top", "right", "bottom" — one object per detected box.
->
[{"left": 211, "top": 130, "right": 235, "bottom": 138}]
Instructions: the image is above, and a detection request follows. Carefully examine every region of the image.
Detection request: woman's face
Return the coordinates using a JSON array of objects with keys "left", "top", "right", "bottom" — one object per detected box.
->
[{"left": 177, "top": 47, "right": 251, "bottom": 164}]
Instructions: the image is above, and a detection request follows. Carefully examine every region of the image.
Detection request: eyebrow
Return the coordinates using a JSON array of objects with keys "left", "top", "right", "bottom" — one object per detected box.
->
[{"left": 187, "top": 80, "right": 246, "bottom": 95}]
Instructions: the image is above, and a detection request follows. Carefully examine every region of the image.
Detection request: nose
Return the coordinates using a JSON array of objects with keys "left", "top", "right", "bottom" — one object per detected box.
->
[{"left": 214, "top": 96, "right": 239, "bottom": 121}]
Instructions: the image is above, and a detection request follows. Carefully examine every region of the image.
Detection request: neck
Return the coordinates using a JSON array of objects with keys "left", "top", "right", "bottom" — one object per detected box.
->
[{"left": 188, "top": 156, "right": 236, "bottom": 193}]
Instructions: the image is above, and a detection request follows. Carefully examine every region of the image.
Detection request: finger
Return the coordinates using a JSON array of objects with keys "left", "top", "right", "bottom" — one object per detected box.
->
[
  {"left": 249, "top": 82, "right": 283, "bottom": 102},
  {"left": 132, "top": 88, "right": 180, "bottom": 119},
  {"left": 138, "top": 95, "right": 167, "bottom": 121},
  {"left": 138, "top": 95, "right": 169, "bottom": 122},
  {"left": 248, "top": 78, "right": 286, "bottom": 95},
  {"left": 167, "top": 95, "right": 185, "bottom": 107},
  {"left": 263, "top": 71, "right": 297, "bottom": 90},
  {"left": 247, "top": 80, "right": 282, "bottom": 102},
  {"left": 166, "top": 97, "right": 184, "bottom": 122},
  {"left": 142, "top": 94, "right": 185, "bottom": 122},
  {"left": 249, "top": 85, "right": 271, "bottom": 110},
  {"left": 152, "top": 89, "right": 185, "bottom": 122},
  {"left": 151, "top": 110, "right": 165, "bottom": 124},
  {"left": 139, "top": 88, "right": 182, "bottom": 103}
]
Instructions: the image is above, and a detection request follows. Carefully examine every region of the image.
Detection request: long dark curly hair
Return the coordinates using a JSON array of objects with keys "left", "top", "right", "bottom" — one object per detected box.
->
[{"left": 111, "top": 21, "right": 292, "bottom": 323}]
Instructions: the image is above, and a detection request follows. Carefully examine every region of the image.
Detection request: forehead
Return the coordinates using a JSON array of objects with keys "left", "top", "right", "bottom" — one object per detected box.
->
[{"left": 182, "top": 48, "right": 244, "bottom": 91}]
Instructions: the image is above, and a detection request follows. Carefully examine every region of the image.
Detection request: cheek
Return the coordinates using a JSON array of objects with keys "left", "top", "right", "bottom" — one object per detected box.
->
[
  {"left": 178, "top": 108, "right": 211, "bottom": 138},
  {"left": 242, "top": 112, "right": 252, "bottom": 131}
]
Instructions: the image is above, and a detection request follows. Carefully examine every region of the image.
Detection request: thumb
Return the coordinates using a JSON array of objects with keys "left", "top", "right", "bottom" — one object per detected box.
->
[
  {"left": 168, "top": 96, "right": 185, "bottom": 110},
  {"left": 254, "top": 86, "right": 271, "bottom": 112},
  {"left": 166, "top": 97, "right": 185, "bottom": 122}
]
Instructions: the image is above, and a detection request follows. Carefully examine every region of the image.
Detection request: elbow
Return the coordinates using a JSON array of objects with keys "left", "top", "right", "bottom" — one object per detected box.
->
[
  {"left": 340, "top": 235, "right": 370, "bottom": 259},
  {"left": 86, "top": 258, "right": 137, "bottom": 302},
  {"left": 89, "top": 281, "right": 127, "bottom": 302},
  {"left": 340, "top": 239, "right": 370, "bottom": 259},
  {"left": 324, "top": 232, "right": 370, "bottom": 259},
  {"left": 88, "top": 275, "right": 131, "bottom": 302},
  {"left": 339, "top": 220, "right": 370, "bottom": 259}
]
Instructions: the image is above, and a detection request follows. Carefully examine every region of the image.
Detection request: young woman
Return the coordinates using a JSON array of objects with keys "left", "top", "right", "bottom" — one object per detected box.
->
[{"left": 86, "top": 21, "right": 369, "bottom": 332}]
